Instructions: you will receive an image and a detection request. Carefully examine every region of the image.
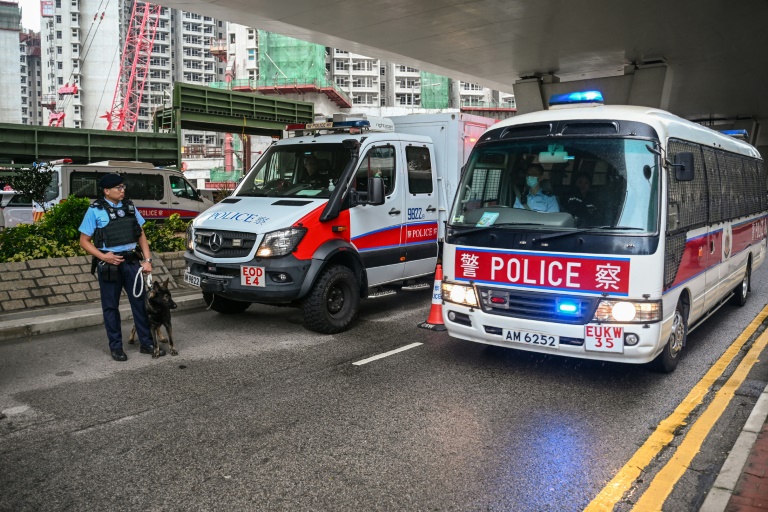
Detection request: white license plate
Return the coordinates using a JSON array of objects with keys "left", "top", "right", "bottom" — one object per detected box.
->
[
  {"left": 240, "top": 265, "right": 266, "bottom": 287},
  {"left": 502, "top": 329, "right": 559, "bottom": 348},
  {"left": 183, "top": 272, "right": 200, "bottom": 287},
  {"left": 584, "top": 325, "right": 624, "bottom": 353}
]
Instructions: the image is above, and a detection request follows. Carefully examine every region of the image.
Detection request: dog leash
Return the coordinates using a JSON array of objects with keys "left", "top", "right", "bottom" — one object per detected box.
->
[{"left": 132, "top": 267, "right": 153, "bottom": 298}]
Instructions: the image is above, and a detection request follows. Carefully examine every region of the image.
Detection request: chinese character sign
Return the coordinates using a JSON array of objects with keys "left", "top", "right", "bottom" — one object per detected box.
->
[{"left": 454, "top": 249, "right": 630, "bottom": 295}]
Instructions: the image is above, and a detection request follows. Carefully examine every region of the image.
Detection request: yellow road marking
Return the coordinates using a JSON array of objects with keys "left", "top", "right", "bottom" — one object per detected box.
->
[
  {"left": 632, "top": 326, "right": 768, "bottom": 510},
  {"left": 584, "top": 305, "right": 768, "bottom": 512}
]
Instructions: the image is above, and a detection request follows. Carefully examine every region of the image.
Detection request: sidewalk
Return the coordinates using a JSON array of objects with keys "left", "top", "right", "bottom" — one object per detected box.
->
[
  {"left": 0, "top": 289, "right": 206, "bottom": 343},
  {"left": 0, "top": 298, "right": 766, "bottom": 510},
  {"left": 701, "top": 383, "right": 768, "bottom": 511}
]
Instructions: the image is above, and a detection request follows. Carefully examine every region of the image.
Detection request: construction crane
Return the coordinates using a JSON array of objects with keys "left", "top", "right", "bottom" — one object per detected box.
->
[{"left": 103, "top": 1, "right": 161, "bottom": 131}]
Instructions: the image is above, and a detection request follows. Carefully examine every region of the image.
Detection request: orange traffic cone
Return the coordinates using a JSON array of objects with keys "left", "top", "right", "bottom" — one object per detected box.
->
[{"left": 418, "top": 264, "right": 447, "bottom": 331}]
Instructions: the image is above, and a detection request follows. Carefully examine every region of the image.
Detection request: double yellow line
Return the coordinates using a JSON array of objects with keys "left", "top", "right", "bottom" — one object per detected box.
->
[{"left": 585, "top": 305, "right": 768, "bottom": 512}]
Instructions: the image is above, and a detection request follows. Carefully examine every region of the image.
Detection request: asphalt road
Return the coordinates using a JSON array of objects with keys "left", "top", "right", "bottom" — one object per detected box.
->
[{"left": 1, "top": 266, "right": 767, "bottom": 511}]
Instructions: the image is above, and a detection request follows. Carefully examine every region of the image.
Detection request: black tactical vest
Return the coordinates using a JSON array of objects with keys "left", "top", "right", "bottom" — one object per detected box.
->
[{"left": 91, "top": 198, "right": 142, "bottom": 248}]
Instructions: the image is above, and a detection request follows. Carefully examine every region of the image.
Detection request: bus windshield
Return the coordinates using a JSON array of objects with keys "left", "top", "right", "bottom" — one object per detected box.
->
[
  {"left": 236, "top": 144, "right": 351, "bottom": 199},
  {"left": 450, "top": 138, "right": 660, "bottom": 233}
]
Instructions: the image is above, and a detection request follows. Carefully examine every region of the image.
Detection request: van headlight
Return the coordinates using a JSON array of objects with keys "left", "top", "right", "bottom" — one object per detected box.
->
[
  {"left": 186, "top": 226, "right": 194, "bottom": 251},
  {"left": 592, "top": 300, "right": 661, "bottom": 323},
  {"left": 441, "top": 281, "right": 478, "bottom": 307},
  {"left": 255, "top": 227, "right": 307, "bottom": 257}
]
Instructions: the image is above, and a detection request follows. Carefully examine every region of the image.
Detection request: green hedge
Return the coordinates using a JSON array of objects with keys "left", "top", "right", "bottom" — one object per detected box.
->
[{"left": 0, "top": 197, "right": 190, "bottom": 263}]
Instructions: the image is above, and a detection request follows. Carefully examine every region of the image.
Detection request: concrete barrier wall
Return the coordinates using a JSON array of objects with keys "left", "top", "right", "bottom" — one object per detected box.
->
[{"left": 0, "top": 251, "right": 189, "bottom": 314}]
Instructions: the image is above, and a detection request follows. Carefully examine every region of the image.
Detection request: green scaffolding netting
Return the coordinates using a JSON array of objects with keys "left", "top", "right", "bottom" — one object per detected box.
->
[
  {"left": 257, "top": 31, "right": 326, "bottom": 87},
  {"left": 209, "top": 168, "right": 244, "bottom": 183},
  {"left": 420, "top": 72, "right": 450, "bottom": 109}
]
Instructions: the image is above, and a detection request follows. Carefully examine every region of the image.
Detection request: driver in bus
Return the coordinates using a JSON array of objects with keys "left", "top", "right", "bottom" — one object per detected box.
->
[{"left": 513, "top": 163, "right": 559, "bottom": 212}]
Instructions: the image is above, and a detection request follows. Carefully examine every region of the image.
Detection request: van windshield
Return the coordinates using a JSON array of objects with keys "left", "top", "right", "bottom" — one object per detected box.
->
[
  {"left": 236, "top": 144, "right": 352, "bottom": 198},
  {"left": 450, "top": 138, "right": 660, "bottom": 233}
]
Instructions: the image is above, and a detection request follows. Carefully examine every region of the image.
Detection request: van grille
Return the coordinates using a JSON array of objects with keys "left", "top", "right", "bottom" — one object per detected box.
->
[
  {"left": 477, "top": 286, "right": 596, "bottom": 325},
  {"left": 194, "top": 229, "right": 258, "bottom": 258}
]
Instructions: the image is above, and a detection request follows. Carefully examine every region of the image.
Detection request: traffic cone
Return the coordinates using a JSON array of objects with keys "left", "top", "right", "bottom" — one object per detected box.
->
[{"left": 418, "top": 264, "right": 447, "bottom": 331}]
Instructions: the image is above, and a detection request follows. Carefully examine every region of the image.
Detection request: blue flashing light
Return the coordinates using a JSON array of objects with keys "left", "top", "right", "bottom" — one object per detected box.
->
[
  {"left": 333, "top": 120, "right": 371, "bottom": 128},
  {"left": 556, "top": 300, "right": 580, "bottom": 315},
  {"left": 719, "top": 129, "right": 749, "bottom": 140},
  {"left": 549, "top": 90, "right": 604, "bottom": 106}
]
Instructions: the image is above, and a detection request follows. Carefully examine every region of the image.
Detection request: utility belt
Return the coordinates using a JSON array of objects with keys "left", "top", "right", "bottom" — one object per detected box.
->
[{"left": 90, "top": 248, "right": 141, "bottom": 280}]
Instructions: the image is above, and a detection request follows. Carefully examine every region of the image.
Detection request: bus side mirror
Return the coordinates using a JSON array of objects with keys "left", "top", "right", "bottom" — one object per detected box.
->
[
  {"left": 673, "top": 152, "right": 695, "bottom": 181},
  {"left": 367, "top": 177, "right": 385, "bottom": 206}
]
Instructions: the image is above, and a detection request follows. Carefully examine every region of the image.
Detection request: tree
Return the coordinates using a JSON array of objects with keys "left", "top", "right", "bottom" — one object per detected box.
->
[{"left": 9, "top": 162, "right": 55, "bottom": 213}]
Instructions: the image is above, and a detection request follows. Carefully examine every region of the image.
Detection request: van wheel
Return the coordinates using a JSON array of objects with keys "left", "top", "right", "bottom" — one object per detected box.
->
[
  {"left": 651, "top": 302, "right": 687, "bottom": 373},
  {"left": 731, "top": 264, "right": 751, "bottom": 307},
  {"left": 303, "top": 265, "right": 359, "bottom": 334},
  {"left": 203, "top": 292, "right": 251, "bottom": 314}
]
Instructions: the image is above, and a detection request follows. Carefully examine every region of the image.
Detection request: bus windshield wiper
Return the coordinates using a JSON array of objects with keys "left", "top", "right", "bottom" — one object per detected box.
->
[
  {"left": 450, "top": 222, "right": 543, "bottom": 236},
  {"left": 592, "top": 226, "right": 645, "bottom": 231},
  {"left": 236, "top": 191, "right": 269, "bottom": 197},
  {"left": 532, "top": 229, "right": 590, "bottom": 243}
]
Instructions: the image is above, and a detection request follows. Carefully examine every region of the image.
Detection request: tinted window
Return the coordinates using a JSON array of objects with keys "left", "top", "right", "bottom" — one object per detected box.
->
[
  {"left": 406, "top": 146, "right": 433, "bottom": 194},
  {"left": 123, "top": 174, "right": 164, "bottom": 201}
]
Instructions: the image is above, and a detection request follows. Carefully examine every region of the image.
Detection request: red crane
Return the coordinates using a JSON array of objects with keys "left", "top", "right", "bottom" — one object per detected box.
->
[{"left": 103, "top": 1, "right": 161, "bottom": 131}]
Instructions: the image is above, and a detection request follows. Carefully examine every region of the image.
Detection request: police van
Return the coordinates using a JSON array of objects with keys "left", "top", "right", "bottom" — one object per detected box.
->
[
  {"left": 36, "top": 160, "right": 213, "bottom": 221},
  {"left": 183, "top": 113, "right": 496, "bottom": 333}
]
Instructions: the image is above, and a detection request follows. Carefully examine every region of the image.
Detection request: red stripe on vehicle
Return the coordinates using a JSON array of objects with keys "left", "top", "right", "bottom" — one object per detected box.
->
[{"left": 291, "top": 204, "right": 350, "bottom": 260}]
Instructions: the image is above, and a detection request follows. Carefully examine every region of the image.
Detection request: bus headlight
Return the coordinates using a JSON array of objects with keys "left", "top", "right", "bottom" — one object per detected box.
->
[
  {"left": 441, "top": 281, "right": 478, "bottom": 307},
  {"left": 592, "top": 300, "right": 661, "bottom": 323},
  {"left": 255, "top": 227, "right": 307, "bottom": 257}
]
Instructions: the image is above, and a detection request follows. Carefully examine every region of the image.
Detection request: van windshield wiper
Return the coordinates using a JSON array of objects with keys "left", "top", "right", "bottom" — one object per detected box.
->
[{"left": 236, "top": 191, "right": 269, "bottom": 197}]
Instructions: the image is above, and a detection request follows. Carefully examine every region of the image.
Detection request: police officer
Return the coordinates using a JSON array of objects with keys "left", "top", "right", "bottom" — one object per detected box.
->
[
  {"left": 78, "top": 173, "right": 163, "bottom": 361},
  {"left": 513, "top": 163, "right": 560, "bottom": 213}
]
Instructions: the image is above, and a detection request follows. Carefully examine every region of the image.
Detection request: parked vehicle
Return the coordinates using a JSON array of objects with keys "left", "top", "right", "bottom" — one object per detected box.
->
[
  {"left": 440, "top": 91, "right": 767, "bottom": 372},
  {"left": 36, "top": 160, "right": 213, "bottom": 221},
  {"left": 0, "top": 191, "right": 33, "bottom": 229},
  {"left": 184, "top": 113, "right": 497, "bottom": 333}
]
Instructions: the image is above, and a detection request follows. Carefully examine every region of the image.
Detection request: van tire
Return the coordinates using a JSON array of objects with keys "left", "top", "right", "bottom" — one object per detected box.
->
[
  {"left": 203, "top": 292, "right": 251, "bottom": 314},
  {"left": 303, "top": 265, "right": 359, "bottom": 334},
  {"left": 651, "top": 302, "right": 687, "bottom": 373},
  {"left": 731, "top": 263, "right": 751, "bottom": 307}
]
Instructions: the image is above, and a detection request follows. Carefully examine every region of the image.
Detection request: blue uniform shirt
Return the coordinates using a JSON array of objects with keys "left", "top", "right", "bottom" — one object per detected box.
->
[
  {"left": 78, "top": 198, "right": 146, "bottom": 253},
  {"left": 514, "top": 190, "right": 560, "bottom": 213}
]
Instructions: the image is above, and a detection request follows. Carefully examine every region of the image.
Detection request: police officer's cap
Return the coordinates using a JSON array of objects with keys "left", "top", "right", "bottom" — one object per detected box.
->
[{"left": 99, "top": 173, "right": 124, "bottom": 189}]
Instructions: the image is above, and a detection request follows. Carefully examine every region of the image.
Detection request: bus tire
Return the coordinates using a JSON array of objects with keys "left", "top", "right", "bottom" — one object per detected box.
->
[
  {"left": 302, "top": 264, "right": 359, "bottom": 334},
  {"left": 203, "top": 292, "right": 251, "bottom": 314},
  {"left": 651, "top": 302, "right": 687, "bottom": 373},
  {"left": 731, "top": 263, "right": 751, "bottom": 307}
]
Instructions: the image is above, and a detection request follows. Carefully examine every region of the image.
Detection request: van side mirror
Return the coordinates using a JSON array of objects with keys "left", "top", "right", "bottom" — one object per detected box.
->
[
  {"left": 367, "top": 177, "right": 385, "bottom": 206},
  {"left": 673, "top": 152, "right": 695, "bottom": 181}
]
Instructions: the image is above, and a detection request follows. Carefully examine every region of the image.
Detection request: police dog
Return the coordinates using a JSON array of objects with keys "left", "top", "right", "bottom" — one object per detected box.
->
[{"left": 128, "top": 279, "right": 178, "bottom": 357}]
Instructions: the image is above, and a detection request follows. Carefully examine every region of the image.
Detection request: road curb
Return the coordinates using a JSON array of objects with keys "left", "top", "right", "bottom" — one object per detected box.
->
[
  {"left": 0, "top": 294, "right": 206, "bottom": 343},
  {"left": 699, "top": 383, "right": 768, "bottom": 512}
]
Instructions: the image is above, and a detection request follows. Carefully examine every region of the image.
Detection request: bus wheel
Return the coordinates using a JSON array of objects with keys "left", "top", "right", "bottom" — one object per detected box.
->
[
  {"left": 731, "top": 264, "right": 751, "bottom": 307},
  {"left": 651, "top": 302, "right": 687, "bottom": 373},
  {"left": 203, "top": 292, "right": 251, "bottom": 314},
  {"left": 303, "top": 265, "right": 359, "bottom": 334}
]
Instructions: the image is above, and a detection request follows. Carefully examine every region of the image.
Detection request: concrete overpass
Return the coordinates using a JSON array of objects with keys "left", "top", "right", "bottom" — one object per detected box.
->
[{"left": 163, "top": 0, "right": 768, "bottom": 156}]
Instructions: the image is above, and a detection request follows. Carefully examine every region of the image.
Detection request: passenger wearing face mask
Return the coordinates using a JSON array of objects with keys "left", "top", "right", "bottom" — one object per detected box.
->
[{"left": 513, "top": 163, "right": 560, "bottom": 212}]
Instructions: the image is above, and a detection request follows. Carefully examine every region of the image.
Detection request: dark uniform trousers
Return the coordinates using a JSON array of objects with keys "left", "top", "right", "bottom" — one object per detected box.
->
[{"left": 98, "top": 253, "right": 153, "bottom": 351}]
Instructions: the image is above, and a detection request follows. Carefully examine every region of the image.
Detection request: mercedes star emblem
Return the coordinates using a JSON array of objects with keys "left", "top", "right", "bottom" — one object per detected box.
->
[{"left": 208, "top": 233, "right": 222, "bottom": 252}]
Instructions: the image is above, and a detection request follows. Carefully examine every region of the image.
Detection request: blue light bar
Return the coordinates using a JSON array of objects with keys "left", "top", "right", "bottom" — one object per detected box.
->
[
  {"left": 719, "top": 129, "right": 749, "bottom": 140},
  {"left": 333, "top": 120, "right": 370, "bottom": 128},
  {"left": 549, "top": 90, "right": 604, "bottom": 106}
]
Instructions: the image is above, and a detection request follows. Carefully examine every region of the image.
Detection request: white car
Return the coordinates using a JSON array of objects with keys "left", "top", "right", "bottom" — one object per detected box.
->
[{"left": 0, "top": 191, "right": 33, "bottom": 229}]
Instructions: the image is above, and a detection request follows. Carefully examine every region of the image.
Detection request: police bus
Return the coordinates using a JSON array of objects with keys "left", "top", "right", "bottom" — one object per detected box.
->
[{"left": 441, "top": 91, "right": 767, "bottom": 372}]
